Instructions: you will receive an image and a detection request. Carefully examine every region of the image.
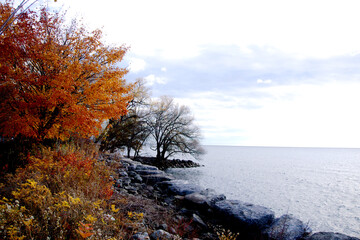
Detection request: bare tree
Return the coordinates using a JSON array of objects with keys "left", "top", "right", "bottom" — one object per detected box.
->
[
  {"left": 146, "top": 96, "right": 204, "bottom": 160},
  {"left": 99, "top": 78, "right": 151, "bottom": 157}
]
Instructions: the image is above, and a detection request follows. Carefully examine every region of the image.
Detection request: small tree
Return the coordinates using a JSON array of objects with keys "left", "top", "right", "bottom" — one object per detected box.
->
[
  {"left": 99, "top": 79, "right": 151, "bottom": 157},
  {"left": 146, "top": 96, "right": 204, "bottom": 160}
]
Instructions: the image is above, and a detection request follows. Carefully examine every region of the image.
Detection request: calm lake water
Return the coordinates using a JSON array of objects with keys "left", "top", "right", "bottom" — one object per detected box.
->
[{"left": 166, "top": 145, "right": 360, "bottom": 237}]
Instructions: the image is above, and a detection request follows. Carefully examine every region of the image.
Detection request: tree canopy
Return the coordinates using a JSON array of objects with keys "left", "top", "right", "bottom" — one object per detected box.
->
[
  {"left": 0, "top": 3, "right": 131, "bottom": 141},
  {"left": 146, "top": 96, "right": 204, "bottom": 160}
]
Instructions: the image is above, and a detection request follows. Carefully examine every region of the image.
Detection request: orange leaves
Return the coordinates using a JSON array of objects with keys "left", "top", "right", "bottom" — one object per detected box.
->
[
  {"left": 0, "top": 3, "right": 131, "bottom": 141},
  {"left": 76, "top": 222, "right": 94, "bottom": 239}
]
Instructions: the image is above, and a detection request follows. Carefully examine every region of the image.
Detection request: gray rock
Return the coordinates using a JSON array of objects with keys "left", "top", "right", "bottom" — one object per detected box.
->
[
  {"left": 158, "top": 223, "right": 168, "bottom": 230},
  {"left": 136, "top": 164, "right": 159, "bottom": 171},
  {"left": 208, "top": 194, "right": 226, "bottom": 206},
  {"left": 150, "top": 229, "right": 175, "bottom": 240},
  {"left": 122, "top": 177, "right": 131, "bottom": 186},
  {"left": 132, "top": 232, "right": 150, "bottom": 240},
  {"left": 306, "top": 232, "right": 360, "bottom": 240},
  {"left": 192, "top": 213, "right": 207, "bottom": 228},
  {"left": 135, "top": 169, "right": 163, "bottom": 176},
  {"left": 264, "top": 214, "right": 308, "bottom": 240},
  {"left": 127, "top": 165, "right": 137, "bottom": 171},
  {"left": 128, "top": 171, "right": 138, "bottom": 177},
  {"left": 184, "top": 192, "right": 207, "bottom": 206},
  {"left": 213, "top": 199, "right": 275, "bottom": 229},
  {"left": 115, "top": 179, "right": 123, "bottom": 188},
  {"left": 133, "top": 174, "right": 143, "bottom": 183},
  {"left": 118, "top": 169, "right": 128, "bottom": 177},
  {"left": 142, "top": 174, "right": 174, "bottom": 184},
  {"left": 164, "top": 180, "right": 204, "bottom": 196},
  {"left": 126, "top": 186, "right": 138, "bottom": 194}
]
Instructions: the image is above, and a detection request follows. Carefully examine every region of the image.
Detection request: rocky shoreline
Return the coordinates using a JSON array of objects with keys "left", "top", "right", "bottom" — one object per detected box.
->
[
  {"left": 132, "top": 156, "right": 202, "bottom": 170},
  {"left": 103, "top": 154, "right": 360, "bottom": 240}
]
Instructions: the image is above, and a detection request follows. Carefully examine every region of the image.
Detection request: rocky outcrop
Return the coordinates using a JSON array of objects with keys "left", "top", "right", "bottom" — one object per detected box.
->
[
  {"left": 264, "top": 214, "right": 309, "bottom": 240},
  {"left": 305, "top": 232, "right": 360, "bottom": 240},
  {"left": 213, "top": 199, "right": 275, "bottom": 230},
  {"left": 133, "top": 156, "right": 201, "bottom": 170}
]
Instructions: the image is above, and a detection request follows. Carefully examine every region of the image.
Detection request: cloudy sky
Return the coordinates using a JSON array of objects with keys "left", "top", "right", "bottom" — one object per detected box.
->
[{"left": 48, "top": 0, "right": 360, "bottom": 148}]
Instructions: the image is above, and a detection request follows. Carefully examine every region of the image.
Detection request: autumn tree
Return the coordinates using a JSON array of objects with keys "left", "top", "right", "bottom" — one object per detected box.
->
[
  {"left": 0, "top": 0, "right": 57, "bottom": 36},
  {"left": 99, "top": 78, "right": 151, "bottom": 157},
  {"left": 145, "top": 96, "right": 204, "bottom": 160},
  {"left": 0, "top": 3, "right": 131, "bottom": 141}
]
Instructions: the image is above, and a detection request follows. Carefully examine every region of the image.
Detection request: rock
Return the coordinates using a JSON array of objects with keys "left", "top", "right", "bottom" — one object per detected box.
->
[
  {"left": 118, "top": 169, "right": 128, "bottom": 177},
  {"left": 127, "top": 165, "right": 137, "bottom": 172},
  {"left": 128, "top": 171, "right": 138, "bottom": 177},
  {"left": 208, "top": 194, "right": 226, "bottom": 206},
  {"left": 164, "top": 180, "right": 204, "bottom": 196},
  {"left": 158, "top": 223, "right": 168, "bottom": 230},
  {"left": 125, "top": 186, "right": 138, "bottom": 194},
  {"left": 103, "top": 214, "right": 115, "bottom": 221},
  {"left": 135, "top": 164, "right": 159, "bottom": 171},
  {"left": 115, "top": 179, "right": 123, "bottom": 188},
  {"left": 142, "top": 174, "right": 175, "bottom": 185},
  {"left": 184, "top": 192, "right": 207, "bottom": 206},
  {"left": 132, "top": 174, "right": 143, "bottom": 183},
  {"left": 213, "top": 199, "right": 275, "bottom": 230},
  {"left": 132, "top": 232, "right": 150, "bottom": 240},
  {"left": 264, "top": 214, "right": 308, "bottom": 240},
  {"left": 135, "top": 169, "right": 163, "bottom": 176},
  {"left": 305, "top": 232, "right": 360, "bottom": 240},
  {"left": 122, "top": 177, "right": 131, "bottom": 186},
  {"left": 192, "top": 213, "right": 207, "bottom": 228},
  {"left": 150, "top": 229, "right": 175, "bottom": 240}
]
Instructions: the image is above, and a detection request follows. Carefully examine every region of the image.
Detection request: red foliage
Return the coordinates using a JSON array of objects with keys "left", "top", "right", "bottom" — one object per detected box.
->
[{"left": 0, "top": 3, "right": 132, "bottom": 141}]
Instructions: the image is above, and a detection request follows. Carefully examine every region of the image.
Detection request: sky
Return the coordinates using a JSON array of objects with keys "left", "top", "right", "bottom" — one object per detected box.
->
[{"left": 44, "top": 0, "right": 360, "bottom": 148}]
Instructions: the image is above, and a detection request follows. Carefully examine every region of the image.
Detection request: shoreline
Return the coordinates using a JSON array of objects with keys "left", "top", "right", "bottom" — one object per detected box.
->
[{"left": 106, "top": 154, "right": 360, "bottom": 240}]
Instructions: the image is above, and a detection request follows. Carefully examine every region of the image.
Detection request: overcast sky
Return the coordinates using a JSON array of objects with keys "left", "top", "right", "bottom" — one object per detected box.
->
[{"left": 48, "top": 0, "right": 360, "bottom": 148}]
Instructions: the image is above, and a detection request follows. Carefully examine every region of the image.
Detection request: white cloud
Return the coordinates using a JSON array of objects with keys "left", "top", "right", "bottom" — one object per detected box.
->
[
  {"left": 257, "top": 79, "right": 272, "bottom": 84},
  {"left": 128, "top": 58, "right": 146, "bottom": 73},
  {"left": 161, "top": 67, "right": 167, "bottom": 72},
  {"left": 59, "top": 0, "right": 360, "bottom": 60},
  {"left": 176, "top": 82, "right": 360, "bottom": 148},
  {"left": 144, "top": 74, "right": 167, "bottom": 86}
]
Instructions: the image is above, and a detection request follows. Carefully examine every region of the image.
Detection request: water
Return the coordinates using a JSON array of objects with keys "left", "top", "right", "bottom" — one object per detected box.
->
[{"left": 166, "top": 145, "right": 360, "bottom": 237}]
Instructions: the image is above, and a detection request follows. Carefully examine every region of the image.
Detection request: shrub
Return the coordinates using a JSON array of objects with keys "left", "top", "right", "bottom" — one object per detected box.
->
[{"left": 0, "top": 144, "right": 146, "bottom": 239}]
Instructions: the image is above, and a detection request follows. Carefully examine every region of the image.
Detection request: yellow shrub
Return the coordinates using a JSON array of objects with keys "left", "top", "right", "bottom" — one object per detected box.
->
[{"left": 1, "top": 145, "right": 147, "bottom": 239}]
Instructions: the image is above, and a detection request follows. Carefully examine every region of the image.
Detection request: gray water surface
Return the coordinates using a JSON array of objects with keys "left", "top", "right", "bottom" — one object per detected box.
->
[{"left": 166, "top": 146, "right": 360, "bottom": 237}]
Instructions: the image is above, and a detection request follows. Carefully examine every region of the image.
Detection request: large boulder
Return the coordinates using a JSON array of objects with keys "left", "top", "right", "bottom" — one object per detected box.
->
[
  {"left": 184, "top": 192, "right": 208, "bottom": 205},
  {"left": 141, "top": 174, "right": 175, "bottom": 185},
  {"left": 213, "top": 199, "right": 275, "bottom": 230},
  {"left": 163, "top": 180, "right": 205, "bottom": 196},
  {"left": 264, "top": 214, "right": 309, "bottom": 240},
  {"left": 150, "top": 229, "right": 175, "bottom": 240},
  {"left": 132, "top": 232, "right": 150, "bottom": 240},
  {"left": 135, "top": 164, "right": 159, "bottom": 171},
  {"left": 306, "top": 232, "right": 360, "bottom": 240}
]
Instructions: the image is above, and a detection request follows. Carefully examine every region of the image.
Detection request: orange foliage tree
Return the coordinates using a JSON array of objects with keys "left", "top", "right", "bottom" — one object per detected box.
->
[{"left": 0, "top": 2, "right": 132, "bottom": 141}]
